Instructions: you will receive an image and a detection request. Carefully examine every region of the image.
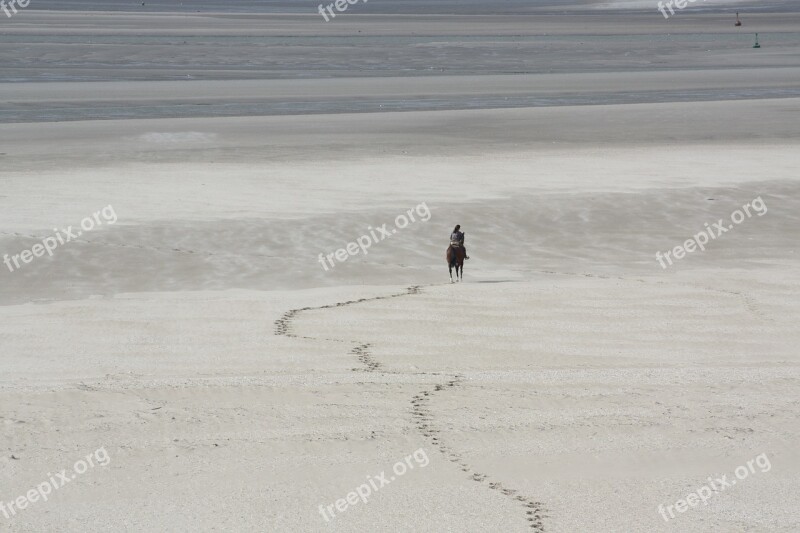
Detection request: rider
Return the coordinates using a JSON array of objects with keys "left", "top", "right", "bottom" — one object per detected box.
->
[{"left": 450, "top": 224, "right": 469, "bottom": 260}]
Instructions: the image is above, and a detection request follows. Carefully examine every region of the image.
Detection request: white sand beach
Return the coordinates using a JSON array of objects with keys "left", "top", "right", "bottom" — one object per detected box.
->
[{"left": 1, "top": 3, "right": 799, "bottom": 532}]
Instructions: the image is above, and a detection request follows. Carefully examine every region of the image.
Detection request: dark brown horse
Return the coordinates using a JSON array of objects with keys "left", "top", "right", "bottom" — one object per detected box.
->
[{"left": 446, "top": 245, "right": 465, "bottom": 283}]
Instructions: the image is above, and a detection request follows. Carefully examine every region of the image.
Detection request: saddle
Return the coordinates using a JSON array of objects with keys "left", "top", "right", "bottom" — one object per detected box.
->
[{"left": 449, "top": 241, "right": 462, "bottom": 248}]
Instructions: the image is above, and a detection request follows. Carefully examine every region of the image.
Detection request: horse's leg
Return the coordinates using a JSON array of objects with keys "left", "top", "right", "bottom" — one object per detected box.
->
[{"left": 447, "top": 248, "right": 453, "bottom": 283}]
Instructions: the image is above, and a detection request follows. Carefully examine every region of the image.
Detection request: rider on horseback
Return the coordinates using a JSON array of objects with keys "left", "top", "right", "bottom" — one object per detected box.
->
[{"left": 450, "top": 224, "right": 469, "bottom": 260}]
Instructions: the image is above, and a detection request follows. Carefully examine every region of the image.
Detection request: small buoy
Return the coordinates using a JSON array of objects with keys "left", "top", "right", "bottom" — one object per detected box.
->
[{"left": 753, "top": 33, "right": 761, "bottom": 48}]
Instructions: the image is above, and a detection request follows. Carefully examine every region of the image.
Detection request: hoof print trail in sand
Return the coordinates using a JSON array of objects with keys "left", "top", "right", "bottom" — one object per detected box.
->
[
  {"left": 411, "top": 375, "right": 547, "bottom": 531},
  {"left": 275, "top": 284, "right": 546, "bottom": 531},
  {"left": 273, "top": 286, "right": 421, "bottom": 340},
  {"left": 352, "top": 343, "right": 380, "bottom": 372}
]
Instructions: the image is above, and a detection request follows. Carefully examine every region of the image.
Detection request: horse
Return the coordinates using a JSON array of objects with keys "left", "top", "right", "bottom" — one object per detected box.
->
[{"left": 446, "top": 244, "right": 465, "bottom": 283}]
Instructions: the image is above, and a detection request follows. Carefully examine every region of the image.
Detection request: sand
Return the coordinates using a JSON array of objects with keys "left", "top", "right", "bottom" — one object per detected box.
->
[{"left": 1, "top": 3, "right": 799, "bottom": 532}]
